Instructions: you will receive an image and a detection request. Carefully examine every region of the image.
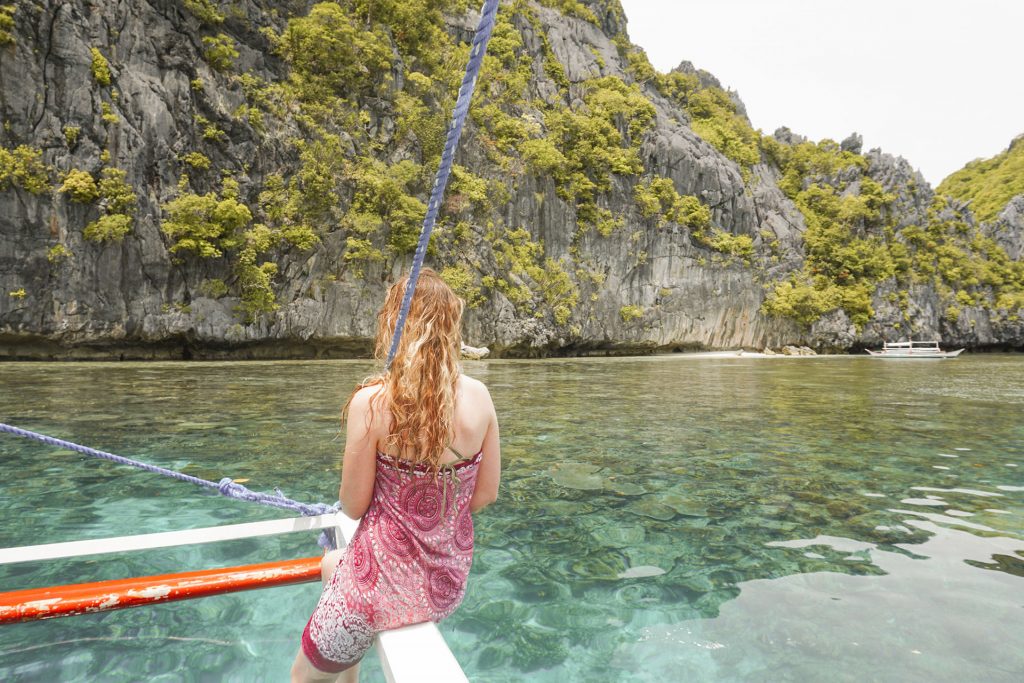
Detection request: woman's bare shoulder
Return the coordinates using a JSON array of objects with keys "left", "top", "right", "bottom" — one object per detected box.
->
[
  {"left": 459, "top": 373, "right": 490, "bottom": 393},
  {"left": 348, "top": 383, "right": 385, "bottom": 412},
  {"left": 459, "top": 374, "right": 494, "bottom": 408}
]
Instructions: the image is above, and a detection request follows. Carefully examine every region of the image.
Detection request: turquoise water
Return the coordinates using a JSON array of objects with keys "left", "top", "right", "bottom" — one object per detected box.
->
[{"left": 1, "top": 355, "right": 1022, "bottom": 682}]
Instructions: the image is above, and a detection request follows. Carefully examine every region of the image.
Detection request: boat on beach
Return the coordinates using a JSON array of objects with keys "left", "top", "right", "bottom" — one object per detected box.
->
[{"left": 865, "top": 340, "right": 964, "bottom": 359}]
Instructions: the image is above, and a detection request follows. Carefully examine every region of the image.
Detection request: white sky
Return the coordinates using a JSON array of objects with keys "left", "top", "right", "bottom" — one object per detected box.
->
[{"left": 618, "top": 0, "right": 1024, "bottom": 186}]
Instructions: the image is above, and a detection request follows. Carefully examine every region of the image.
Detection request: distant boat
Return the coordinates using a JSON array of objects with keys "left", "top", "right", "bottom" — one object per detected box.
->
[{"left": 865, "top": 340, "right": 964, "bottom": 359}]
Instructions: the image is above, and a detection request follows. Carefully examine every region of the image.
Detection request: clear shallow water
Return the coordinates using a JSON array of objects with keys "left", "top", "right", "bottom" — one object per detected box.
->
[{"left": 1, "top": 355, "right": 1022, "bottom": 682}]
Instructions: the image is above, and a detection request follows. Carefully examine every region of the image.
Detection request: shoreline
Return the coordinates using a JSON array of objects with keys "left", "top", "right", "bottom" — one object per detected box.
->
[
  {"left": 1, "top": 346, "right": 1019, "bottom": 364},
  {"left": 1, "top": 334, "right": 1021, "bottom": 363}
]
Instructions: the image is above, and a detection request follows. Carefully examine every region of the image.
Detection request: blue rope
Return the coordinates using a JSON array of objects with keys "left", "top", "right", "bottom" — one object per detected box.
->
[
  {"left": 385, "top": 0, "right": 501, "bottom": 370},
  {"left": 0, "top": 422, "right": 339, "bottom": 549},
  {"left": 0, "top": 1, "right": 504, "bottom": 552}
]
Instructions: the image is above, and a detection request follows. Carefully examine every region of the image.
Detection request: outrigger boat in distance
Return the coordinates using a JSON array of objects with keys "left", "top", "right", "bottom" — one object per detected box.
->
[{"left": 865, "top": 340, "right": 965, "bottom": 359}]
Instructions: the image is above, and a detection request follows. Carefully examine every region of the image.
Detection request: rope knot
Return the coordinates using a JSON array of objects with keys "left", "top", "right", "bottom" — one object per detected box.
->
[{"left": 218, "top": 477, "right": 247, "bottom": 497}]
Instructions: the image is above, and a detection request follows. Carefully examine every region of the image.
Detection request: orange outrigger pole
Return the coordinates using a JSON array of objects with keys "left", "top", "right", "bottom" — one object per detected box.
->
[{"left": 0, "top": 556, "right": 321, "bottom": 625}]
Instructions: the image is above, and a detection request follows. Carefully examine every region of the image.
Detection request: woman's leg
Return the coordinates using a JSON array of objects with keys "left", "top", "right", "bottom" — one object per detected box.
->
[
  {"left": 292, "top": 547, "right": 370, "bottom": 681},
  {"left": 291, "top": 549, "right": 361, "bottom": 681},
  {"left": 338, "top": 663, "right": 360, "bottom": 683},
  {"left": 321, "top": 549, "right": 344, "bottom": 583},
  {"left": 290, "top": 649, "right": 338, "bottom": 683},
  {"left": 290, "top": 649, "right": 361, "bottom": 683}
]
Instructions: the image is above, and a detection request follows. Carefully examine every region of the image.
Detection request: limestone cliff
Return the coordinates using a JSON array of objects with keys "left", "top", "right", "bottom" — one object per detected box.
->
[{"left": 0, "top": 0, "right": 1020, "bottom": 359}]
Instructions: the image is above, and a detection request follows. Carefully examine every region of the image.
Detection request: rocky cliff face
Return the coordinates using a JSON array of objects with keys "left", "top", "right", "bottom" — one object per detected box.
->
[{"left": 0, "top": 0, "right": 1021, "bottom": 359}]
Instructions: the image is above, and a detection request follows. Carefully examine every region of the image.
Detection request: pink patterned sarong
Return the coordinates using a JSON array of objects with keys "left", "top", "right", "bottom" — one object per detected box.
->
[{"left": 301, "top": 450, "right": 481, "bottom": 672}]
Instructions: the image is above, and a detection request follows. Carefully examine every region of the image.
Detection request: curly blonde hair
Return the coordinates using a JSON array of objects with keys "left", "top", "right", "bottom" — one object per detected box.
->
[{"left": 352, "top": 268, "right": 464, "bottom": 473}]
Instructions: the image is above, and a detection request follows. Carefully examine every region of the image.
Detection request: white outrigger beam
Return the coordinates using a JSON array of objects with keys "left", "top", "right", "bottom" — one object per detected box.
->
[{"left": 0, "top": 514, "right": 468, "bottom": 683}]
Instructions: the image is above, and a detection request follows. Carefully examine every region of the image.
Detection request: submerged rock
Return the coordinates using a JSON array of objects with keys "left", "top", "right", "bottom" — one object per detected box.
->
[
  {"left": 532, "top": 602, "right": 610, "bottom": 632},
  {"left": 594, "top": 524, "right": 646, "bottom": 549},
  {"left": 677, "top": 573, "right": 716, "bottom": 594},
  {"left": 550, "top": 462, "right": 604, "bottom": 490},
  {"left": 617, "top": 565, "right": 667, "bottom": 579},
  {"left": 570, "top": 554, "right": 625, "bottom": 579},
  {"left": 604, "top": 479, "right": 646, "bottom": 496},
  {"left": 625, "top": 498, "right": 676, "bottom": 521},
  {"left": 658, "top": 493, "right": 709, "bottom": 517}
]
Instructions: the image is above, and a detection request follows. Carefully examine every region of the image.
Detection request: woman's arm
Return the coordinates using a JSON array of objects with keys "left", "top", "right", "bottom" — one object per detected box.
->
[
  {"left": 470, "top": 387, "right": 501, "bottom": 513},
  {"left": 338, "top": 386, "right": 379, "bottom": 520}
]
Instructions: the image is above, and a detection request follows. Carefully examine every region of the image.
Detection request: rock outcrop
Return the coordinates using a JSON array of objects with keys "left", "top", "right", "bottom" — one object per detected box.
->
[
  {"left": 991, "top": 196, "right": 1024, "bottom": 261},
  {"left": 0, "top": 0, "right": 1020, "bottom": 359}
]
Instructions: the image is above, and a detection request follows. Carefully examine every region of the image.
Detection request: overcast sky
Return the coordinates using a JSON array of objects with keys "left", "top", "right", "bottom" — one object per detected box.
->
[{"left": 617, "top": 0, "right": 1024, "bottom": 186}]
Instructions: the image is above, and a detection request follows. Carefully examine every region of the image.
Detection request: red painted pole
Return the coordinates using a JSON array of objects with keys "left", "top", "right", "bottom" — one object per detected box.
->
[{"left": 0, "top": 556, "right": 322, "bottom": 624}]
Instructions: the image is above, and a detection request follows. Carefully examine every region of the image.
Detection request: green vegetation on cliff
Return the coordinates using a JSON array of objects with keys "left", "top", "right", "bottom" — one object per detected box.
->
[
  {"left": 348, "top": 158, "right": 426, "bottom": 255},
  {"left": 470, "top": 4, "right": 665, "bottom": 240},
  {"left": 902, "top": 197, "right": 1024, "bottom": 321},
  {"left": 616, "top": 37, "right": 763, "bottom": 175},
  {"left": 481, "top": 227, "right": 578, "bottom": 325},
  {"left": 762, "top": 139, "right": 909, "bottom": 328},
  {"left": 66, "top": 168, "right": 135, "bottom": 213},
  {"left": 4, "top": 0, "right": 1018, "bottom": 348},
  {"left": 537, "top": 0, "right": 598, "bottom": 24},
  {"left": 762, "top": 137, "right": 1024, "bottom": 329},
  {"left": 278, "top": 3, "right": 394, "bottom": 100},
  {"left": 183, "top": 0, "right": 224, "bottom": 25},
  {"left": 634, "top": 176, "right": 709, "bottom": 229},
  {"left": 59, "top": 169, "right": 99, "bottom": 203},
  {"left": 0, "top": 4, "right": 17, "bottom": 46},
  {"left": 57, "top": 167, "right": 137, "bottom": 242},
  {"left": 207, "top": 0, "right": 786, "bottom": 328},
  {"left": 243, "top": 0, "right": 704, "bottom": 328},
  {"left": 543, "top": 76, "right": 655, "bottom": 234},
  {"left": 162, "top": 176, "right": 253, "bottom": 258},
  {"left": 159, "top": 1, "right": 466, "bottom": 317},
  {"left": 938, "top": 135, "right": 1024, "bottom": 223},
  {"left": 202, "top": 34, "right": 238, "bottom": 72},
  {"left": 655, "top": 71, "right": 761, "bottom": 173},
  {"left": 162, "top": 174, "right": 319, "bottom": 318},
  {"left": 90, "top": 48, "right": 111, "bottom": 86},
  {"left": 0, "top": 145, "right": 50, "bottom": 194},
  {"left": 619, "top": 304, "right": 643, "bottom": 322}
]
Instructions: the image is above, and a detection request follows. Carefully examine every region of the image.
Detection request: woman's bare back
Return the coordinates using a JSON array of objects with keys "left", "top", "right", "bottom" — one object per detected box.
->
[{"left": 376, "top": 374, "right": 494, "bottom": 464}]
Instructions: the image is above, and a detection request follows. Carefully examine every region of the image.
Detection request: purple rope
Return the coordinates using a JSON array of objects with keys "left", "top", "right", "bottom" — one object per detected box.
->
[
  {"left": 385, "top": 0, "right": 501, "bottom": 370},
  {"left": 1, "top": 422, "right": 338, "bottom": 549}
]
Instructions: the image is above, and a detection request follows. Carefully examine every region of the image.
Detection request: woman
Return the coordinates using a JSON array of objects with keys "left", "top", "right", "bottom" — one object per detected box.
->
[{"left": 291, "top": 269, "right": 501, "bottom": 682}]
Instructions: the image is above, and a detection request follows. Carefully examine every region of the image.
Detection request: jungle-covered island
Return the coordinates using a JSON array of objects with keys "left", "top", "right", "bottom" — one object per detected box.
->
[{"left": 1, "top": 0, "right": 1022, "bottom": 359}]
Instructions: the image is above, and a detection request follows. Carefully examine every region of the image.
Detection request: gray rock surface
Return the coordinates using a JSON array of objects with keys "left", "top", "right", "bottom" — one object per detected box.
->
[
  {"left": 991, "top": 195, "right": 1024, "bottom": 261},
  {"left": 0, "top": 1, "right": 1020, "bottom": 359},
  {"left": 840, "top": 133, "right": 863, "bottom": 155}
]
